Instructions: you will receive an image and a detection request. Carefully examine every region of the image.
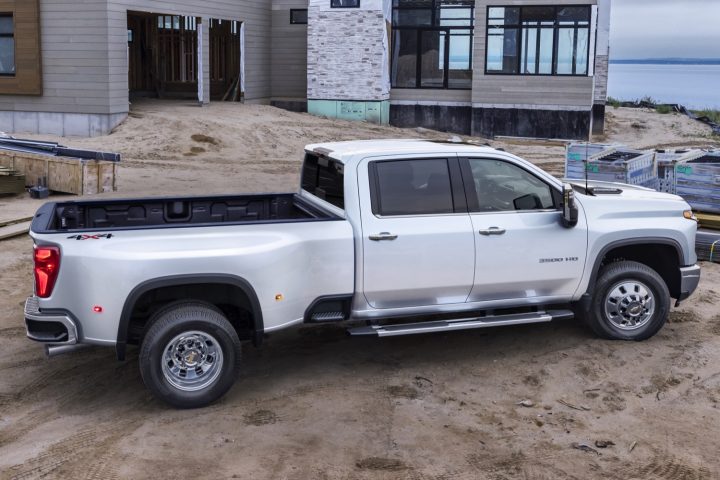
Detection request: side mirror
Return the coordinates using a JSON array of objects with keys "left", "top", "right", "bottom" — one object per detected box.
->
[{"left": 562, "top": 183, "right": 579, "bottom": 228}]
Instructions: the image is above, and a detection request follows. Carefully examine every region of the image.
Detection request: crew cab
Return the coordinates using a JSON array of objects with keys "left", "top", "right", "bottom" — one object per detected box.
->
[{"left": 25, "top": 140, "right": 701, "bottom": 407}]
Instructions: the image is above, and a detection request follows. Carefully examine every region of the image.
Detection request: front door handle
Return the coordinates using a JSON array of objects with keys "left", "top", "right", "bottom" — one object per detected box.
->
[
  {"left": 478, "top": 227, "right": 506, "bottom": 236},
  {"left": 369, "top": 232, "right": 398, "bottom": 241}
]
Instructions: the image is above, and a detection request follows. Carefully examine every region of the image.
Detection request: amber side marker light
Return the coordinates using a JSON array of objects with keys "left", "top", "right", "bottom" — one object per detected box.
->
[
  {"left": 34, "top": 246, "right": 61, "bottom": 298},
  {"left": 683, "top": 210, "right": 697, "bottom": 221}
]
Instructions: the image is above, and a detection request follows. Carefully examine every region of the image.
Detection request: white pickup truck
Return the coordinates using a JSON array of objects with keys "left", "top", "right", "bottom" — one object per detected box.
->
[{"left": 25, "top": 140, "right": 700, "bottom": 408}]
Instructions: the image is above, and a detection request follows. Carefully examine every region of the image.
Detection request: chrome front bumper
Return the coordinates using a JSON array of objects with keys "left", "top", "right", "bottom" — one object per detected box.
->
[
  {"left": 678, "top": 265, "right": 701, "bottom": 302},
  {"left": 24, "top": 296, "right": 79, "bottom": 344}
]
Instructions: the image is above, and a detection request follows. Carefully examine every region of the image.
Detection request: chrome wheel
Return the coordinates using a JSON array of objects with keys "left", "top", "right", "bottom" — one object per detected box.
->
[
  {"left": 161, "top": 331, "right": 224, "bottom": 392},
  {"left": 603, "top": 280, "right": 655, "bottom": 330}
]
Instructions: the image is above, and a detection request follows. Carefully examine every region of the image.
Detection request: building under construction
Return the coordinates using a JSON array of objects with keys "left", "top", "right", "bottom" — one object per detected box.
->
[{"left": 0, "top": 0, "right": 610, "bottom": 140}]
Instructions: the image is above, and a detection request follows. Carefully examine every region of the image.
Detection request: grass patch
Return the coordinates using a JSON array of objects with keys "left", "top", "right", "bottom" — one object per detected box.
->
[
  {"left": 607, "top": 96, "right": 622, "bottom": 109},
  {"left": 656, "top": 104, "right": 672, "bottom": 114},
  {"left": 692, "top": 109, "right": 720, "bottom": 123}
]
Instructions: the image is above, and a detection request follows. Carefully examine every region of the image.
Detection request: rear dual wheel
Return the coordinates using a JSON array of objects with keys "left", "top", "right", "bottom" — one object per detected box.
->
[{"left": 139, "top": 302, "right": 241, "bottom": 408}]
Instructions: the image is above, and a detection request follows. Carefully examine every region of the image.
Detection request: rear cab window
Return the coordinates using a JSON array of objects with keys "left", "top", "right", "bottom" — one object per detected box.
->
[
  {"left": 369, "top": 158, "right": 465, "bottom": 216},
  {"left": 301, "top": 153, "right": 345, "bottom": 209}
]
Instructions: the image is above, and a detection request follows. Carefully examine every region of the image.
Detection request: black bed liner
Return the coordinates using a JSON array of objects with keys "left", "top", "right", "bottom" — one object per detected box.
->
[{"left": 31, "top": 193, "right": 340, "bottom": 234}]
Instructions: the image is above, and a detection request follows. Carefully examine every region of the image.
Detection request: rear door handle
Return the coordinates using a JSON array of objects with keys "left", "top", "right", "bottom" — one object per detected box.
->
[
  {"left": 369, "top": 232, "right": 398, "bottom": 241},
  {"left": 478, "top": 227, "right": 506, "bottom": 236}
]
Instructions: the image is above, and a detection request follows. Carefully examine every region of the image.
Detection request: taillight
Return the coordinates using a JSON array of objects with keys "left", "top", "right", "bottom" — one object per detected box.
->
[{"left": 34, "top": 246, "right": 60, "bottom": 298}]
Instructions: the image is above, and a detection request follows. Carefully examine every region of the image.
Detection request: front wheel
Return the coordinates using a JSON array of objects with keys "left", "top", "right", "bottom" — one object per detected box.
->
[
  {"left": 139, "top": 302, "right": 241, "bottom": 408},
  {"left": 583, "top": 261, "right": 670, "bottom": 341}
]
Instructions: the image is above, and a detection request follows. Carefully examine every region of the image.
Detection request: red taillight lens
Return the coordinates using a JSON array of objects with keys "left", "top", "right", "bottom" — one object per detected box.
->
[{"left": 34, "top": 246, "right": 60, "bottom": 298}]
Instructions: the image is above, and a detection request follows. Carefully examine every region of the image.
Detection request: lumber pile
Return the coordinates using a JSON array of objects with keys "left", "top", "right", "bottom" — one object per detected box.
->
[
  {"left": 0, "top": 165, "right": 25, "bottom": 195},
  {"left": 0, "top": 217, "right": 32, "bottom": 241}
]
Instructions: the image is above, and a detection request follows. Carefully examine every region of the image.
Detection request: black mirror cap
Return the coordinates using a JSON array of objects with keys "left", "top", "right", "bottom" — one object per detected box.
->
[{"left": 562, "top": 183, "right": 579, "bottom": 228}]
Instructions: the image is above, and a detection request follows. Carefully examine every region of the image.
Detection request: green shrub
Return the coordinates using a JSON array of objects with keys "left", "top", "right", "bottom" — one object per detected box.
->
[
  {"left": 692, "top": 109, "right": 720, "bottom": 123},
  {"left": 607, "top": 96, "right": 621, "bottom": 108},
  {"left": 656, "top": 105, "right": 672, "bottom": 114}
]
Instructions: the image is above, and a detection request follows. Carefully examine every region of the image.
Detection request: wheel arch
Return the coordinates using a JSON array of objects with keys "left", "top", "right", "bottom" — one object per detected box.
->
[
  {"left": 586, "top": 238, "right": 684, "bottom": 300},
  {"left": 117, "top": 274, "right": 263, "bottom": 361}
]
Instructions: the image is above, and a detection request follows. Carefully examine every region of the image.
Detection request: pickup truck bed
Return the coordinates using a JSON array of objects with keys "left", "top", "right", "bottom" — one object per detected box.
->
[{"left": 32, "top": 193, "right": 335, "bottom": 233}]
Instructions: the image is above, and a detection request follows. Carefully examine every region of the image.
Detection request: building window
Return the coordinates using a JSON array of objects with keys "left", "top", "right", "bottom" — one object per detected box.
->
[
  {"left": 391, "top": 0, "right": 474, "bottom": 90},
  {"left": 331, "top": 0, "right": 360, "bottom": 7},
  {"left": 486, "top": 6, "right": 591, "bottom": 76},
  {"left": 0, "top": 14, "right": 15, "bottom": 76},
  {"left": 290, "top": 9, "right": 308, "bottom": 24}
]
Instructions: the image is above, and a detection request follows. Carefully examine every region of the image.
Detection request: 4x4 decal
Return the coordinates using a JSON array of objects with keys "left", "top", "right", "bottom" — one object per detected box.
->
[{"left": 67, "top": 234, "right": 114, "bottom": 240}]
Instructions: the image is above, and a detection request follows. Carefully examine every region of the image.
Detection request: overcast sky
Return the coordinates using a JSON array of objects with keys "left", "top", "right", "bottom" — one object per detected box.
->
[{"left": 610, "top": 0, "right": 720, "bottom": 59}]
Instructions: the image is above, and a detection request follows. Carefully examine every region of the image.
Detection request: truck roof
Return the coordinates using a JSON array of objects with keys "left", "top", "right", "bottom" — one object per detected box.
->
[{"left": 304, "top": 139, "right": 500, "bottom": 164}]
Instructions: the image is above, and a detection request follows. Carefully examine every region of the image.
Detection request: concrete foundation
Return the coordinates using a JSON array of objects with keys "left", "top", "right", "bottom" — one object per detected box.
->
[
  {"left": 592, "top": 104, "right": 606, "bottom": 136},
  {"left": 0, "top": 111, "right": 127, "bottom": 137},
  {"left": 271, "top": 100, "right": 308, "bottom": 113},
  {"left": 390, "top": 104, "right": 472, "bottom": 135},
  {"left": 472, "top": 107, "right": 591, "bottom": 140}
]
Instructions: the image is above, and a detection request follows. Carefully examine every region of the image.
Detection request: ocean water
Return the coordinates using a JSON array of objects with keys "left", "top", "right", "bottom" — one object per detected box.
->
[{"left": 607, "top": 63, "right": 720, "bottom": 110}]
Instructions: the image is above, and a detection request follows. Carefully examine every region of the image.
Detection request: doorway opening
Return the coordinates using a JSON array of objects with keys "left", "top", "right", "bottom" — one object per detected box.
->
[{"left": 127, "top": 12, "right": 242, "bottom": 102}]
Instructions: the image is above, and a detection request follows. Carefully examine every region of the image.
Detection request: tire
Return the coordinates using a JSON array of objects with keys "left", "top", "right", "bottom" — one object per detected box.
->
[
  {"left": 583, "top": 260, "right": 670, "bottom": 341},
  {"left": 139, "top": 301, "right": 241, "bottom": 408}
]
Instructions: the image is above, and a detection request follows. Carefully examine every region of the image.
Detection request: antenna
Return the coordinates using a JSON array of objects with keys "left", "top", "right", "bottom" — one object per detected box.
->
[{"left": 585, "top": 141, "right": 590, "bottom": 192}]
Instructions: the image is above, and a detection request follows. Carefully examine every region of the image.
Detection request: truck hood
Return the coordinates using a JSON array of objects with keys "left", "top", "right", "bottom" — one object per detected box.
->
[{"left": 563, "top": 179, "right": 688, "bottom": 205}]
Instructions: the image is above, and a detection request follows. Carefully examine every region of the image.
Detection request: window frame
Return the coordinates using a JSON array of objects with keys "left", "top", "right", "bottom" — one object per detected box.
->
[
  {"left": 459, "top": 157, "right": 561, "bottom": 214},
  {"left": 391, "top": 0, "right": 475, "bottom": 90},
  {"left": 290, "top": 9, "right": 308, "bottom": 24},
  {"left": 330, "top": 0, "right": 360, "bottom": 8},
  {"left": 368, "top": 157, "right": 467, "bottom": 217},
  {"left": 0, "top": 13, "right": 15, "bottom": 77},
  {"left": 484, "top": 4, "right": 592, "bottom": 77}
]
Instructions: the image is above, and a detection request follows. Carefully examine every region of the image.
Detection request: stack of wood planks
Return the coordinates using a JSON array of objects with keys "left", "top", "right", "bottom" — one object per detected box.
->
[
  {"left": 0, "top": 165, "right": 26, "bottom": 195},
  {"left": 0, "top": 217, "right": 32, "bottom": 241}
]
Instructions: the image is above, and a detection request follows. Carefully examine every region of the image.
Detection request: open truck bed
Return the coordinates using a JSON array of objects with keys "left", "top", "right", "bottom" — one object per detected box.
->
[{"left": 31, "top": 193, "right": 337, "bottom": 233}]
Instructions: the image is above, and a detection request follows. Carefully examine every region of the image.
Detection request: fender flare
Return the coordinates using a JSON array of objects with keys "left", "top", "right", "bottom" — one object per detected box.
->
[
  {"left": 577, "top": 237, "right": 684, "bottom": 312},
  {"left": 116, "top": 274, "right": 263, "bottom": 360}
]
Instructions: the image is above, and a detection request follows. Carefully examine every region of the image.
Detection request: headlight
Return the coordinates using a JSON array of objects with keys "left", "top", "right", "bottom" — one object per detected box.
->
[{"left": 683, "top": 210, "right": 697, "bottom": 221}]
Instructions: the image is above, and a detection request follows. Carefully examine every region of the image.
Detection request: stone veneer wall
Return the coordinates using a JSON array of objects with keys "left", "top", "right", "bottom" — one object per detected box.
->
[{"left": 307, "top": 0, "right": 389, "bottom": 102}]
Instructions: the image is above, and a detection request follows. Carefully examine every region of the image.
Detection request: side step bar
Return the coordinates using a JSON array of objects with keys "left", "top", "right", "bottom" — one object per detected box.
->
[{"left": 347, "top": 310, "right": 574, "bottom": 337}]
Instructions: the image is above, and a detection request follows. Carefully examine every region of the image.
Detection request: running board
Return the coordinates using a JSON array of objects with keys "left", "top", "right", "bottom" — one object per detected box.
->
[{"left": 347, "top": 310, "right": 573, "bottom": 337}]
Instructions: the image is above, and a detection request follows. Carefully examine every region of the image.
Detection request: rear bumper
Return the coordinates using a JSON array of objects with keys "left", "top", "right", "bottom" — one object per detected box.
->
[
  {"left": 677, "top": 265, "right": 701, "bottom": 302},
  {"left": 24, "top": 296, "right": 79, "bottom": 344}
]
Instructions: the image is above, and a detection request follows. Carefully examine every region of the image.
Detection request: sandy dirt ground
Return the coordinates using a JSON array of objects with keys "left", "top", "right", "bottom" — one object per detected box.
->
[{"left": 1, "top": 101, "right": 719, "bottom": 479}]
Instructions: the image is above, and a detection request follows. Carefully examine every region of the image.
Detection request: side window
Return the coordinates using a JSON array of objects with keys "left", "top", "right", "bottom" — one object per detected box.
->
[
  {"left": 467, "top": 158, "right": 555, "bottom": 212},
  {"left": 371, "top": 159, "right": 455, "bottom": 216}
]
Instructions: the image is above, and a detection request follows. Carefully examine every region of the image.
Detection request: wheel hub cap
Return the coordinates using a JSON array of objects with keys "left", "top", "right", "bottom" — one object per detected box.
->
[
  {"left": 604, "top": 280, "right": 655, "bottom": 330},
  {"left": 161, "top": 331, "right": 224, "bottom": 392}
]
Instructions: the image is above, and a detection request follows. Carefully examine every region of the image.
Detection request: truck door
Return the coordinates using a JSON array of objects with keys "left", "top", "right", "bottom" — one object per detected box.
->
[
  {"left": 358, "top": 156, "right": 475, "bottom": 309},
  {"left": 460, "top": 156, "right": 587, "bottom": 303}
]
